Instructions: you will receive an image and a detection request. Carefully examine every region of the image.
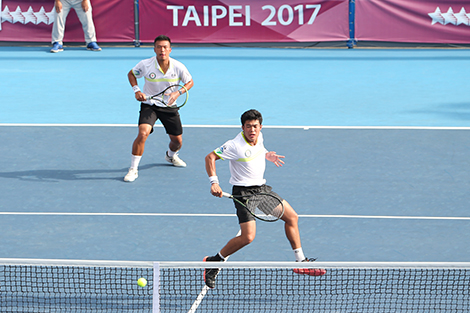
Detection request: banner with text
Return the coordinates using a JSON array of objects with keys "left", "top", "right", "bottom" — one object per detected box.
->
[
  {"left": 140, "top": 0, "right": 349, "bottom": 43},
  {"left": 0, "top": 0, "right": 133, "bottom": 42},
  {"left": 355, "top": 0, "right": 470, "bottom": 43}
]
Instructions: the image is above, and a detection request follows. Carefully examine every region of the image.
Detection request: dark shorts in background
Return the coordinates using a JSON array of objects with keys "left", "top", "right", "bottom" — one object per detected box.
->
[
  {"left": 232, "top": 185, "right": 284, "bottom": 224},
  {"left": 138, "top": 103, "right": 183, "bottom": 136}
]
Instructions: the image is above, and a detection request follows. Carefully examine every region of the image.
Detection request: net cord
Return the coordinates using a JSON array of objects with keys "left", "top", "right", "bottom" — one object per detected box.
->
[
  {"left": 157, "top": 261, "right": 470, "bottom": 269},
  {"left": 0, "top": 258, "right": 153, "bottom": 268},
  {"left": 1, "top": 258, "right": 470, "bottom": 269}
]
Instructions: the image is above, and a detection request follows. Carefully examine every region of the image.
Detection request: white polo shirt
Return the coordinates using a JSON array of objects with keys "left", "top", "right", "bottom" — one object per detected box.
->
[
  {"left": 214, "top": 131, "right": 267, "bottom": 187},
  {"left": 132, "top": 56, "right": 192, "bottom": 107}
]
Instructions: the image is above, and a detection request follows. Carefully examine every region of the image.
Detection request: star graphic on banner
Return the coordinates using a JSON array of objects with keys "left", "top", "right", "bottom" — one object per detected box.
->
[
  {"left": 34, "top": 7, "right": 49, "bottom": 24},
  {"left": 45, "top": 7, "right": 56, "bottom": 24},
  {"left": 35, "top": 6, "right": 55, "bottom": 25},
  {"left": 10, "top": 6, "right": 26, "bottom": 24},
  {"left": 454, "top": 7, "right": 470, "bottom": 26},
  {"left": 428, "top": 7, "right": 445, "bottom": 25},
  {"left": 23, "top": 7, "right": 38, "bottom": 24},
  {"left": 1, "top": 6, "right": 14, "bottom": 23},
  {"left": 441, "top": 7, "right": 457, "bottom": 25}
]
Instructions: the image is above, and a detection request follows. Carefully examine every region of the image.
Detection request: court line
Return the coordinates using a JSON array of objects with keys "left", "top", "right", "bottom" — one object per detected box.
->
[
  {"left": 0, "top": 212, "right": 469, "bottom": 220},
  {"left": 1, "top": 123, "right": 470, "bottom": 130}
]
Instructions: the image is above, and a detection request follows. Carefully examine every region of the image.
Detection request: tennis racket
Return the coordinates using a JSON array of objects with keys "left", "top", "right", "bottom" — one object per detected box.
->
[
  {"left": 222, "top": 192, "right": 284, "bottom": 222},
  {"left": 145, "top": 84, "right": 188, "bottom": 108}
]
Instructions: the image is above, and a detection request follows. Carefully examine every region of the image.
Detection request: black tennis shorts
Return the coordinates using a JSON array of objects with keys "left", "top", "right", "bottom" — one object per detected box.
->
[
  {"left": 232, "top": 185, "right": 283, "bottom": 224},
  {"left": 138, "top": 103, "right": 183, "bottom": 136}
]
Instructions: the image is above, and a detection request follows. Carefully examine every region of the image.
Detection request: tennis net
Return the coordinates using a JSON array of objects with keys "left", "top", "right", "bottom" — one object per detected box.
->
[{"left": 1, "top": 259, "right": 470, "bottom": 312}]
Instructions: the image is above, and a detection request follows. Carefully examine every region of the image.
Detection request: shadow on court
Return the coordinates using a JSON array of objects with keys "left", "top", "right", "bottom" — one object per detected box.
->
[{"left": 0, "top": 164, "right": 164, "bottom": 182}]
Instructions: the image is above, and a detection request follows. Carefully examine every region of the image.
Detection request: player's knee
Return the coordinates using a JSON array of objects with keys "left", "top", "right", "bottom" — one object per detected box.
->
[
  {"left": 171, "top": 138, "right": 182, "bottom": 148},
  {"left": 137, "top": 130, "right": 150, "bottom": 140},
  {"left": 292, "top": 211, "right": 299, "bottom": 221},
  {"left": 241, "top": 233, "right": 255, "bottom": 245},
  {"left": 285, "top": 211, "right": 299, "bottom": 225}
]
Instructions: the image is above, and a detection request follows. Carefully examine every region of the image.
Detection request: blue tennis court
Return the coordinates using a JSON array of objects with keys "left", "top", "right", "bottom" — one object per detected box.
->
[{"left": 0, "top": 46, "right": 469, "bottom": 264}]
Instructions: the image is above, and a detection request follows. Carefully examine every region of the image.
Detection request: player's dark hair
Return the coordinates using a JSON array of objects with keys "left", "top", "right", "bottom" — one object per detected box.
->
[
  {"left": 154, "top": 35, "right": 171, "bottom": 45},
  {"left": 241, "top": 109, "right": 263, "bottom": 126}
]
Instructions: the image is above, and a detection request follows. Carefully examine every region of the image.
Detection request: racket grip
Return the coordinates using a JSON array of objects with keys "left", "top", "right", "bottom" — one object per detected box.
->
[{"left": 221, "top": 192, "right": 232, "bottom": 198}]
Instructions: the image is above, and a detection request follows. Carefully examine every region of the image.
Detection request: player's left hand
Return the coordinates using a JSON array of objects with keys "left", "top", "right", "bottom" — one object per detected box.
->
[
  {"left": 266, "top": 151, "right": 285, "bottom": 167},
  {"left": 82, "top": 0, "right": 89, "bottom": 12},
  {"left": 166, "top": 91, "right": 179, "bottom": 106}
]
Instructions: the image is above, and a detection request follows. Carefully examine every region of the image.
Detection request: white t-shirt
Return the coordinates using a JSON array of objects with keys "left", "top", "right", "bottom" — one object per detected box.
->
[
  {"left": 132, "top": 56, "right": 192, "bottom": 107},
  {"left": 214, "top": 131, "right": 267, "bottom": 187}
]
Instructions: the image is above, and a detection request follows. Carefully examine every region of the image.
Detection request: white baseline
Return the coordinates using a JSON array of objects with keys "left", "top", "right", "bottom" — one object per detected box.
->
[
  {"left": 0, "top": 212, "right": 469, "bottom": 221},
  {"left": 1, "top": 124, "right": 470, "bottom": 130}
]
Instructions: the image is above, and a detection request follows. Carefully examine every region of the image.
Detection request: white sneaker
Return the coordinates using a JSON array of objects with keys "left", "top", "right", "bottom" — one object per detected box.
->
[
  {"left": 165, "top": 152, "right": 187, "bottom": 167},
  {"left": 124, "top": 168, "right": 138, "bottom": 182}
]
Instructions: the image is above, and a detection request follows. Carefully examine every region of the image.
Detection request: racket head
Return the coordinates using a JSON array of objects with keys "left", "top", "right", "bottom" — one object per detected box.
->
[
  {"left": 238, "top": 193, "right": 284, "bottom": 222},
  {"left": 148, "top": 84, "right": 188, "bottom": 108}
]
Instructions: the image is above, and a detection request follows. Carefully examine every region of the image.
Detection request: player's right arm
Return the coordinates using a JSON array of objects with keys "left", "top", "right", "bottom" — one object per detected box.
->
[
  {"left": 205, "top": 151, "right": 222, "bottom": 197},
  {"left": 128, "top": 70, "right": 146, "bottom": 102}
]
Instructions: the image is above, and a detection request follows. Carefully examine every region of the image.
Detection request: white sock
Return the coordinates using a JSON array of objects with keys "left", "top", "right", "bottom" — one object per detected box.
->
[
  {"left": 130, "top": 155, "right": 142, "bottom": 169},
  {"left": 294, "top": 247, "right": 305, "bottom": 262},
  {"left": 167, "top": 149, "right": 177, "bottom": 157},
  {"left": 218, "top": 252, "right": 226, "bottom": 261}
]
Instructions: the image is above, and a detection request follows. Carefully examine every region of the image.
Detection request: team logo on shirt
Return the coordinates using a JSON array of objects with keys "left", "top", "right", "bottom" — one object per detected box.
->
[
  {"left": 245, "top": 149, "right": 252, "bottom": 157},
  {"left": 149, "top": 72, "right": 157, "bottom": 79},
  {"left": 215, "top": 145, "right": 225, "bottom": 155}
]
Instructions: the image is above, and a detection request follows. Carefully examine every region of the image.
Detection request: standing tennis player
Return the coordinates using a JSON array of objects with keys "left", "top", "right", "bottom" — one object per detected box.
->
[
  {"left": 203, "top": 109, "right": 317, "bottom": 288},
  {"left": 124, "top": 35, "right": 194, "bottom": 182}
]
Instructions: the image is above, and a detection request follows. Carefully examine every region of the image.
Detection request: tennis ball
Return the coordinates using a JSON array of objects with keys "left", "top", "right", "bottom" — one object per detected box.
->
[{"left": 137, "top": 277, "right": 147, "bottom": 287}]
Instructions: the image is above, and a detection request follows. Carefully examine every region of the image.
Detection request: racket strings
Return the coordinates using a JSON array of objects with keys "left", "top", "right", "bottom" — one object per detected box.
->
[
  {"left": 149, "top": 85, "right": 187, "bottom": 108},
  {"left": 162, "top": 86, "right": 177, "bottom": 106},
  {"left": 247, "top": 195, "right": 283, "bottom": 220}
]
